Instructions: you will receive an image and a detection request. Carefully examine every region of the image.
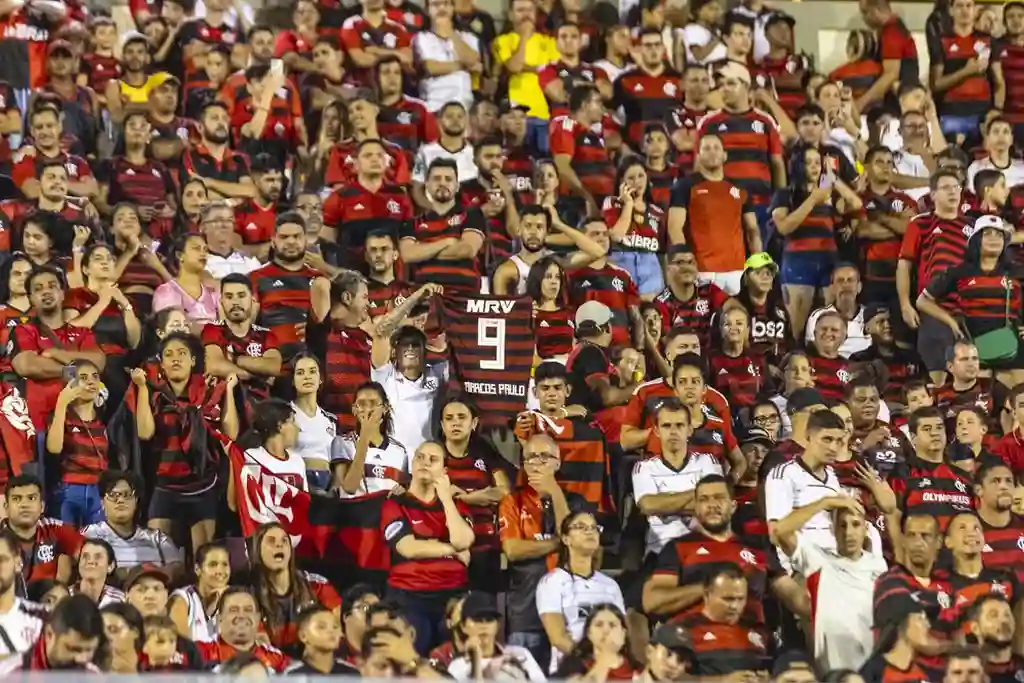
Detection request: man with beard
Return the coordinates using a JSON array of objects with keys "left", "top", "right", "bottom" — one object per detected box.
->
[
  {"left": 644, "top": 474, "right": 785, "bottom": 628},
  {"left": 805, "top": 265, "right": 869, "bottom": 358},
  {"left": 538, "top": 23, "right": 611, "bottom": 120},
  {"left": 202, "top": 202, "right": 261, "bottom": 279},
  {"left": 340, "top": 0, "right": 413, "bottom": 87},
  {"left": 0, "top": 161, "right": 94, "bottom": 255},
  {"left": 218, "top": 25, "right": 280, "bottom": 109},
  {"left": 295, "top": 191, "right": 345, "bottom": 278},
  {"left": 669, "top": 66, "right": 711, "bottom": 176},
  {"left": 934, "top": 341, "right": 997, "bottom": 435},
  {"left": 0, "top": 529, "right": 44, "bottom": 655},
  {"left": 460, "top": 136, "right": 519, "bottom": 268},
  {"left": 250, "top": 212, "right": 331, "bottom": 360},
  {"left": 148, "top": 73, "right": 197, "bottom": 163},
  {"left": 551, "top": 85, "right": 613, "bottom": 216},
  {"left": 653, "top": 245, "right": 728, "bottom": 346},
  {"left": 363, "top": 231, "right": 413, "bottom": 320},
  {"left": 492, "top": 205, "right": 606, "bottom": 296},
  {"left": 412, "top": 101, "right": 477, "bottom": 210},
  {"left": 376, "top": 56, "right": 439, "bottom": 167},
  {"left": 183, "top": 101, "right": 255, "bottom": 201},
  {"left": 974, "top": 460, "right": 1024, "bottom": 582},
  {"left": 807, "top": 310, "right": 851, "bottom": 402},
  {"left": 0, "top": 594, "right": 103, "bottom": 672},
  {"left": 196, "top": 588, "right": 291, "bottom": 672},
  {"left": 401, "top": 158, "right": 484, "bottom": 293},
  {"left": 11, "top": 266, "right": 105, "bottom": 429},
  {"left": 233, "top": 154, "right": 282, "bottom": 261},
  {"left": 104, "top": 33, "right": 155, "bottom": 124},
  {"left": 12, "top": 106, "right": 97, "bottom": 200},
  {"left": 1, "top": 475, "right": 83, "bottom": 585},
  {"left": 850, "top": 304, "right": 927, "bottom": 409},
  {"left": 325, "top": 91, "right": 411, "bottom": 189},
  {"left": 959, "top": 594, "right": 1024, "bottom": 682},
  {"left": 857, "top": 146, "right": 916, "bottom": 304},
  {"left": 202, "top": 274, "right": 284, "bottom": 396},
  {"left": 612, "top": 27, "right": 682, "bottom": 149},
  {"left": 324, "top": 138, "right": 414, "bottom": 270}
]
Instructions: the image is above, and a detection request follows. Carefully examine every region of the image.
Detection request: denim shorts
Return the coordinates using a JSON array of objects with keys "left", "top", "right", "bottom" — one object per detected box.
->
[
  {"left": 610, "top": 250, "right": 665, "bottom": 296},
  {"left": 59, "top": 483, "right": 104, "bottom": 527},
  {"left": 780, "top": 251, "right": 836, "bottom": 288}
]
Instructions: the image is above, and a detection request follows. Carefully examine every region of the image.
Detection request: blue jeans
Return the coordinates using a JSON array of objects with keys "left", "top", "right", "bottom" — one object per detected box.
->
[
  {"left": 526, "top": 116, "right": 550, "bottom": 156},
  {"left": 780, "top": 250, "right": 837, "bottom": 288},
  {"left": 610, "top": 250, "right": 665, "bottom": 296},
  {"left": 940, "top": 113, "right": 982, "bottom": 142},
  {"left": 508, "top": 631, "right": 550, "bottom": 673},
  {"left": 306, "top": 469, "right": 331, "bottom": 491},
  {"left": 59, "top": 483, "right": 104, "bottom": 527},
  {"left": 388, "top": 586, "right": 459, "bottom": 655}
]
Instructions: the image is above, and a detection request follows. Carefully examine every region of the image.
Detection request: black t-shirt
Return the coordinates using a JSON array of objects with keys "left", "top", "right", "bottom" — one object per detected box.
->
[{"left": 568, "top": 343, "right": 611, "bottom": 414}]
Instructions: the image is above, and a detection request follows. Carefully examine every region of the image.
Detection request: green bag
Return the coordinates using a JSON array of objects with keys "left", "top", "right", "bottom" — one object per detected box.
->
[{"left": 972, "top": 278, "right": 1020, "bottom": 363}]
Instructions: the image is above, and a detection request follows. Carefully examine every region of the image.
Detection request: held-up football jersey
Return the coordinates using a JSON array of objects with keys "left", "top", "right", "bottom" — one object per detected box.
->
[{"left": 441, "top": 293, "right": 534, "bottom": 430}]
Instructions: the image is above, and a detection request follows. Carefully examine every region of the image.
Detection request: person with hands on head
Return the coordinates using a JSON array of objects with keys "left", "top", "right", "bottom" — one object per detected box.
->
[
  {"left": 380, "top": 440, "right": 476, "bottom": 654},
  {"left": 362, "top": 614, "right": 445, "bottom": 679},
  {"left": 45, "top": 359, "right": 110, "bottom": 526},
  {"left": 168, "top": 541, "right": 232, "bottom": 642}
]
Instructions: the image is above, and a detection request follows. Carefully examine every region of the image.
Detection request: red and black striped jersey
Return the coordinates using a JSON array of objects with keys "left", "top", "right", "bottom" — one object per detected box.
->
[
  {"left": 403, "top": 205, "right": 485, "bottom": 293},
  {"left": 445, "top": 444, "right": 504, "bottom": 552},
  {"left": 1, "top": 518, "right": 83, "bottom": 583},
  {"left": 233, "top": 199, "right": 279, "bottom": 246},
  {"left": 250, "top": 262, "right": 321, "bottom": 356},
  {"left": 377, "top": 96, "right": 439, "bottom": 165},
  {"left": 828, "top": 59, "right": 881, "bottom": 102},
  {"left": 690, "top": 412, "right": 739, "bottom": 468},
  {"left": 899, "top": 212, "right": 971, "bottom": 296},
  {"left": 79, "top": 52, "right": 119, "bottom": 92},
  {"left": 934, "top": 31, "right": 995, "bottom": 117},
  {"left": 612, "top": 64, "right": 683, "bottom": 147},
  {"left": 653, "top": 282, "right": 728, "bottom": 345},
  {"left": 932, "top": 565, "right": 1018, "bottom": 635},
  {"left": 656, "top": 528, "right": 774, "bottom": 624},
  {"left": 385, "top": 1, "right": 426, "bottom": 31},
  {"left": 322, "top": 323, "right": 371, "bottom": 431},
  {"left": 48, "top": 412, "right": 107, "bottom": 486},
  {"left": 339, "top": 15, "right": 411, "bottom": 87},
  {"left": 11, "top": 321, "right": 99, "bottom": 430},
  {"left": 441, "top": 293, "right": 533, "bottom": 429},
  {"left": 273, "top": 29, "right": 316, "bottom": 60},
  {"left": 460, "top": 178, "right": 515, "bottom": 270},
  {"left": 850, "top": 345, "right": 927, "bottom": 407},
  {"left": 860, "top": 187, "right": 915, "bottom": 287},
  {"left": 926, "top": 263, "right": 1024, "bottom": 337},
  {"left": 566, "top": 263, "right": 640, "bottom": 347},
  {"left": 63, "top": 287, "right": 130, "bottom": 356},
  {"left": 997, "top": 39, "right": 1024, "bottom": 124},
  {"left": 645, "top": 164, "right": 678, "bottom": 210},
  {"left": 0, "top": 304, "right": 30, "bottom": 375},
  {"left": 706, "top": 351, "right": 767, "bottom": 410},
  {"left": 758, "top": 53, "right": 810, "bottom": 120},
  {"left": 367, "top": 278, "right": 415, "bottom": 320},
  {"left": 194, "top": 638, "right": 290, "bottom": 673},
  {"left": 534, "top": 306, "right": 574, "bottom": 360},
  {"left": 324, "top": 138, "right": 411, "bottom": 188},
  {"left": 808, "top": 350, "right": 851, "bottom": 402},
  {"left": 893, "top": 455, "right": 974, "bottom": 530},
  {"left": 381, "top": 491, "right": 473, "bottom": 591},
  {"left": 549, "top": 115, "right": 615, "bottom": 201},
  {"left": 696, "top": 108, "right": 782, "bottom": 206},
  {"left": 981, "top": 514, "right": 1024, "bottom": 584},
  {"left": 11, "top": 149, "right": 93, "bottom": 195},
  {"left": 117, "top": 251, "right": 164, "bottom": 317},
  {"left": 501, "top": 144, "right": 535, "bottom": 202},
  {"left": 98, "top": 156, "right": 176, "bottom": 240},
  {"left": 200, "top": 321, "right": 280, "bottom": 394},
  {"left": 323, "top": 180, "right": 413, "bottom": 270},
  {"left": 933, "top": 377, "right": 995, "bottom": 432},
  {"left": 182, "top": 144, "right": 250, "bottom": 189},
  {"left": 878, "top": 15, "right": 920, "bottom": 88},
  {"left": 526, "top": 414, "right": 614, "bottom": 513},
  {"left": 677, "top": 612, "right": 769, "bottom": 675},
  {"left": 667, "top": 105, "right": 707, "bottom": 175},
  {"left": 859, "top": 654, "right": 931, "bottom": 683},
  {"left": 600, "top": 198, "right": 667, "bottom": 254},
  {"left": 772, "top": 186, "right": 840, "bottom": 256},
  {"left": 537, "top": 60, "right": 609, "bottom": 119}
]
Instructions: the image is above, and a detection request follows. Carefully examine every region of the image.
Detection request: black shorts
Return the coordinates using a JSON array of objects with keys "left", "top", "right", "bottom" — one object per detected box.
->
[
  {"left": 148, "top": 486, "right": 219, "bottom": 526},
  {"left": 917, "top": 312, "right": 958, "bottom": 373}
]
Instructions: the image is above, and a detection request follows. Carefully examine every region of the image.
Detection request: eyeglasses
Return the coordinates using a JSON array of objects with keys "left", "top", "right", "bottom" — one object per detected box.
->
[
  {"left": 568, "top": 524, "right": 599, "bottom": 532},
  {"left": 936, "top": 184, "right": 962, "bottom": 193},
  {"left": 753, "top": 415, "right": 779, "bottom": 425},
  {"left": 105, "top": 490, "right": 135, "bottom": 502},
  {"left": 524, "top": 453, "right": 558, "bottom": 464}
]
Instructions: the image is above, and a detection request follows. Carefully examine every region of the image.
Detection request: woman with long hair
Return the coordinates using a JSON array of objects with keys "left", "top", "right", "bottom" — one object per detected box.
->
[
  {"left": 110, "top": 203, "right": 172, "bottom": 317},
  {"left": 734, "top": 253, "right": 791, "bottom": 364},
  {"left": 553, "top": 604, "right": 638, "bottom": 681},
  {"left": 249, "top": 522, "right": 342, "bottom": 650},
  {"left": 706, "top": 301, "right": 769, "bottom": 412},
  {"left": 141, "top": 307, "right": 193, "bottom": 381},
  {"left": 152, "top": 233, "right": 219, "bottom": 328},
  {"left": 536, "top": 510, "right": 626, "bottom": 673},
  {"left": 331, "top": 381, "right": 407, "bottom": 497},
  {"left": 814, "top": 80, "right": 861, "bottom": 166},
  {"left": 527, "top": 256, "right": 574, "bottom": 363},
  {"left": 533, "top": 160, "right": 584, "bottom": 251},
  {"left": 772, "top": 146, "right": 863, "bottom": 339},
  {"left": 287, "top": 353, "right": 342, "bottom": 492},
  {"left": 168, "top": 541, "right": 232, "bottom": 642},
  {"left": 602, "top": 155, "right": 666, "bottom": 299},
  {"left": 73, "top": 538, "right": 126, "bottom": 607},
  {"left": 0, "top": 254, "right": 35, "bottom": 383},
  {"left": 18, "top": 214, "right": 64, "bottom": 268},
  {"left": 918, "top": 216, "right": 1024, "bottom": 387},
  {"left": 177, "top": 178, "right": 210, "bottom": 236},
  {"left": 101, "top": 602, "right": 145, "bottom": 673}
]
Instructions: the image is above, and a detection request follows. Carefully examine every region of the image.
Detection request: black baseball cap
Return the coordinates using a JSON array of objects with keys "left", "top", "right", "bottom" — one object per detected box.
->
[
  {"left": 499, "top": 99, "right": 530, "bottom": 114},
  {"left": 460, "top": 592, "right": 501, "bottom": 622},
  {"left": 863, "top": 302, "right": 890, "bottom": 325},
  {"left": 741, "top": 426, "right": 774, "bottom": 449},
  {"left": 649, "top": 623, "right": 694, "bottom": 657},
  {"left": 787, "top": 388, "right": 826, "bottom": 415}
]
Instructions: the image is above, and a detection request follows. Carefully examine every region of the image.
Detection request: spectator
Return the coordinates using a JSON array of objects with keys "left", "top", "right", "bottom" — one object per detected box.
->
[
  {"left": 493, "top": 0, "right": 560, "bottom": 154},
  {"left": 332, "top": 382, "right": 408, "bottom": 496},
  {"left": 735, "top": 253, "right": 791, "bottom": 363},
  {"left": 856, "top": 0, "right": 919, "bottom": 111},
  {"left": 707, "top": 302, "right": 769, "bottom": 412},
  {"left": 283, "top": 604, "right": 354, "bottom": 674},
  {"left": 101, "top": 602, "right": 145, "bottom": 673},
  {"left": 82, "top": 471, "right": 184, "bottom": 579},
  {"left": 445, "top": 592, "right": 546, "bottom": 681},
  {"left": 551, "top": 604, "right": 639, "bottom": 679},
  {"left": 124, "top": 565, "right": 171, "bottom": 618},
  {"left": 72, "top": 538, "right": 125, "bottom": 608},
  {"left": 679, "top": 0, "right": 725, "bottom": 66},
  {"left": 594, "top": 24, "right": 631, "bottom": 84},
  {"left": 0, "top": 593, "right": 104, "bottom": 672},
  {"left": 807, "top": 310, "right": 851, "bottom": 402},
  {"left": 602, "top": 156, "right": 667, "bottom": 298},
  {"left": 152, "top": 233, "right": 219, "bottom": 328},
  {"left": 12, "top": 106, "right": 97, "bottom": 200},
  {"left": 0, "top": 528, "right": 44, "bottom": 655},
  {"left": 414, "top": 0, "right": 481, "bottom": 112},
  {"left": 183, "top": 101, "right": 254, "bottom": 201},
  {"left": 201, "top": 203, "right": 261, "bottom": 279},
  {"left": 193, "top": 587, "right": 291, "bottom": 672},
  {"left": 340, "top": 0, "right": 413, "bottom": 87},
  {"left": 233, "top": 156, "right": 283, "bottom": 262},
  {"left": 538, "top": 22, "right": 610, "bottom": 120},
  {"left": 167, "top": 541, "right": 231, "bottom": 642},
  {"left": 805, "top": 265, "right": 870, "bottom": 358},
  {"left": 967, "top": 118, "right": 1024, "bottom": 190}
]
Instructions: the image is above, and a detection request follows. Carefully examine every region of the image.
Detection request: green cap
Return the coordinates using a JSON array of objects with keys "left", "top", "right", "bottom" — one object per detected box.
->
[{"left": 744, "top": 252, "right": 778, "bottom": 272}]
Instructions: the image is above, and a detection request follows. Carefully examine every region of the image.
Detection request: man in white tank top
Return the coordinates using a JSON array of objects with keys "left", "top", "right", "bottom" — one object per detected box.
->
[{"left": 491, "top": 205, "right": 607, "bottom": 296}]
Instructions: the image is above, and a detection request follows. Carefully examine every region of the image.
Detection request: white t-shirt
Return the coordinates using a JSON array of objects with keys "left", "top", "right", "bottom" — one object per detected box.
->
[
  {"left": 290, "top": 402, "right": 338, "bottom": 467},
  {"left": 205, "top": 250, "right": 262, "bottom": 280},
  {"left": 764, "top": 459, "right": 841, "bottom": 533},
  {"left": 789, "top": 535, "right": 888, "bottom": 672},
  {"left": 82, "top": 522, "right": 184, "bottom": 569},
  {"left": 169, "top": 585, "right": 218, "bottom": 643},
  {"left": 0, "top": 598, "right": 44, "bottom": 656},
  {"left": 447, "top": 645, "right": 548, "bottom": 682},
  {"left": 245, "top": 446, "right": 309, "bottom": 492},
  {"left": 966, "top": 156, "right": 1024, "bottom": 192},
  {"left": 632, "top": 453, "right": 723, "bottom": 556},
  {"left": 536, "top": 567, "right": 625, "bottom": 674},
  {"left": 371, "top": 362, "right": 449, "bottom": 456},
  {"left": 893, "top": 149, "right": 930, "bottom": 201},
  {"left": 331, "top": 433, "right": 409, "bottom": 496},
  {"left": 805, "top": 305, "right": 870, "bottom": 358},
  {"left": 413, "top": 142, "right": 478, "bottom": 184},
  {"left": 679, "top": 23, "right": 726, "bottom": 66},
  {"left": 413, "top": 31, "right": 479, "bottom": 112}
]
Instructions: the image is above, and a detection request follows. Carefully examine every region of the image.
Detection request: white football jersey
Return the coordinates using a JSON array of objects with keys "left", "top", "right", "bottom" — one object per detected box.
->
[
  {"left": 331, "top": 434, "right": 409, "bottom": 497},
  {"left": 632, "top": 453, "right": 723, "bottom": 555},
  {"left": 245, "top": 446, "right": 308, "bottom": 492}
]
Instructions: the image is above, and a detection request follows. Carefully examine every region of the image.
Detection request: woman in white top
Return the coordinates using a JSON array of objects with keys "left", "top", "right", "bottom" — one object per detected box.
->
[
  {"left": 331, "top": 382, "right": 409, "bottom": 497},
  {"left": 232, "top": 398, "right": 308, "bottom": 494},
  {"left": 552, "top": 604, "right": 640, "bottom": 682},
  {"left": 288, "top": 353, "right": 341, "bottom": 491},
  {"left": 536, "top": 511, "right": 625, "bottom": 674},
  {"left": 679, "top": 0, "right": 726, "bottom": 66},
  {"left": 168, "top": 541, "right": 231, "bottom": 643}
]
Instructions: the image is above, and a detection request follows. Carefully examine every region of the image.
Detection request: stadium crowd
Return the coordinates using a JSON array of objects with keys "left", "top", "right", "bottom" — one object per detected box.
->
[{"left": 0, "top": 0, "right": 1023, "bottom": 678}]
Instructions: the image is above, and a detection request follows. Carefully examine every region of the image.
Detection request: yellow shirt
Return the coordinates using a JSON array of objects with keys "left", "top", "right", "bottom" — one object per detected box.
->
[
  {"left": 493, "top": 32, "right": 560, "bottom": 120},
  {"left": 119, "top": 74, "right": 166, "bottom": 104}
]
